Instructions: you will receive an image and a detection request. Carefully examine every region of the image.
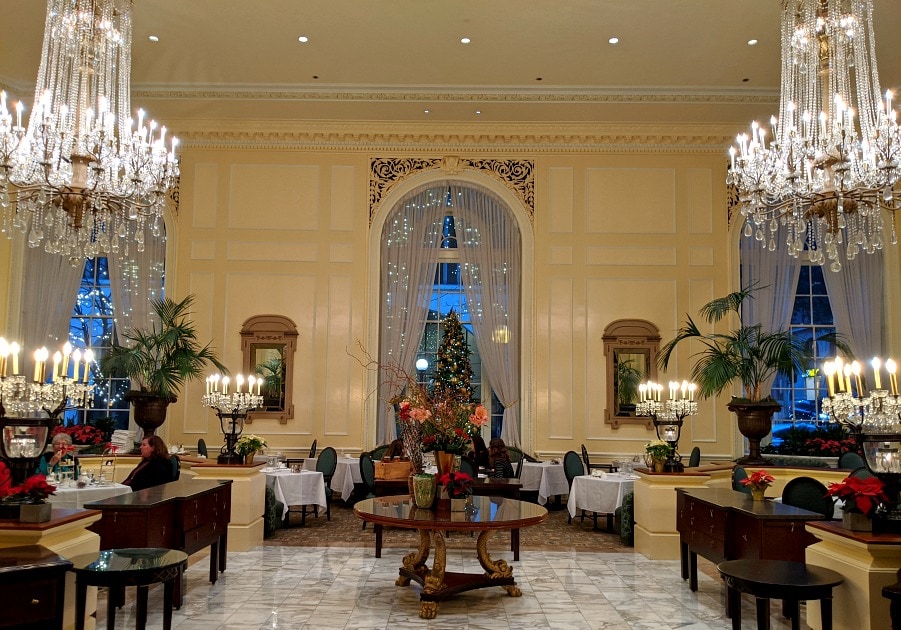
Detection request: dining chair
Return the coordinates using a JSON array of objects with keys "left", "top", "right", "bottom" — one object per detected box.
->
[
  {"left": 314, "top": 446, "right": 337, "bottom": 520},
  {"left": 687, "top": 446, "right": 701, "bottom": 468},
  {"left": 581, "top": 444, "right": 613, "bottom": 472},
  {"left": 782, "top": 476, "right": 834, "bottom": 519},
  {"left": 838, "top": 451, "right": 865, "bottom": 470},
  {"left": 459, "top": 457, "right": 476, "bottom": 478},
  {"left": 169, "top": 455, "right": 181, "bottom": 481},
  {"left": 563, "top": 450, "right": 594, "bottom": 525},
  {"left": 197, "top": 438, "right": 208, "bottom": 458},
  {"left": 850, "top": 465, "right": 873, "bottom": 479},
  {"left": 732, "top": 466, "right": 752, "bottom": 495},
  {"left": 309, "top": 439, "right": 318, "bottom": 459},
  {"left": 358, "top": 452, "right": 376, "bottom": 529}
]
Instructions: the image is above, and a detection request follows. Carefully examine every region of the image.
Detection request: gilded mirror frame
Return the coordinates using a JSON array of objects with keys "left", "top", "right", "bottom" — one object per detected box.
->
[
  {"left": 240, "top": 315, "right": 298, "bottom": 424},
  {"left": 603, "top": 319, "right": 660, "bottom": 429}
]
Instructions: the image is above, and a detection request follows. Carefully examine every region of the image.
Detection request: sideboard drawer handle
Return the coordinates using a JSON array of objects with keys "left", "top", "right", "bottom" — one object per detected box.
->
[{"left": 31, "top": 599, "right": 40, "bottom": 605}]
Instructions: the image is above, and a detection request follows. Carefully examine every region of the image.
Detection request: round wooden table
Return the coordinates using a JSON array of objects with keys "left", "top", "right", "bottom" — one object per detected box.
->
[{"left": 354, "top": 495, "right": 548, "bottom": 619}]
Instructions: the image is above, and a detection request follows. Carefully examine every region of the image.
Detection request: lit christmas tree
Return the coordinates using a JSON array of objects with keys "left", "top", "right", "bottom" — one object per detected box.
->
[{"left": 432, "top": 310, "right": 473, "bottom": 403}]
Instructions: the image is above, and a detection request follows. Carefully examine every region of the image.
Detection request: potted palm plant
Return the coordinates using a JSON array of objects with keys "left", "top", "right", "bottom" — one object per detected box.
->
[
  {"left": 657, "top": 286, "right": 844, "bottom": 465},
  {"left": 102, "top": 295, "right": 227, "bottom": 440}
]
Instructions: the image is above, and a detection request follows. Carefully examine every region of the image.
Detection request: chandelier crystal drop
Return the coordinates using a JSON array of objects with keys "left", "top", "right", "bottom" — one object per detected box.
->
[
  {"left": 0, "top": 0, "right": 178, "bottom": 264},
  {"left": 727, "top": 0, "right": 901, "bottom": 272}
]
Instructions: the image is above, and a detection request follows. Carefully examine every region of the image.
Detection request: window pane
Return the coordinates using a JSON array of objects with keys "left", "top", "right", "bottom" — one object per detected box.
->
[
  {"left": 790, "top": 296, "right": 811, "bottom": 324},
  {"left": 811, "top": 297, "right": 833, "bottom": 325}
]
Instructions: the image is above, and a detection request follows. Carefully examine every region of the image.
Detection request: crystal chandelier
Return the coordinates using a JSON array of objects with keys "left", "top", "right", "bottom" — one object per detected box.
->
[
  {"left": 0, "top": 0, "right": 178, "bottom": 264},
  {"left": 727, "top": 0, "right": 901, "bottom": 272}
]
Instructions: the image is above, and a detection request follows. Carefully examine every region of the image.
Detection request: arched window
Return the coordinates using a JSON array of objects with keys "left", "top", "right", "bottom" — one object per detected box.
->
[{"left": 378, "top": 183, "right": 521, "bottom": 445}]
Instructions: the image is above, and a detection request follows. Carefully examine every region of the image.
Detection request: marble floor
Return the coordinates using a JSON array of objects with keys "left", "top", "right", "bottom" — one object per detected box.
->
[{"left": 94, "top": 545, "right": 807, "bottom": 629}]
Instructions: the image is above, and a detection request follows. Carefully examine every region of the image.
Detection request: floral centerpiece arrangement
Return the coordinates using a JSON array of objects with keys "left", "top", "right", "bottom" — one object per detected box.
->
[
  {"left": 397, "top": 395, "right": 488, "bottom": 455},
  {"left": 236, "top": 434, "right": 267, "bottom": 457},
  {"left": 740, "top": 469, "right": 775, "bottom": 500},
  {"left": 645, "top": 440, "right": 673, "bottom": 461},
  {"left": 826, "top": 475, "right": 889, "bottom": 525},
  {"left": 438, "top": 470, "right": 473, "bottom": 499}
]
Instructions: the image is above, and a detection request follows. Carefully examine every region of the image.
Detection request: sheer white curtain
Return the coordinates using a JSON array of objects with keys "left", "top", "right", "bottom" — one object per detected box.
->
[
  {"left": 822, "top": 251, "right": 884, "bottom": 359},
  {"left": 453, "top": 186, "right": 522, "bottom": 447},
  {"left": 19, "top": 246, "right": 82, "bottom": 350},
  {"left": 739, "top": 225, "right": 801, "bottom": 395},
  {"left": 108, "top": 234, "right": 166, "bottom": 337},
  {"left": 378, "top": 185, "right": 445, "bottom": 443}
]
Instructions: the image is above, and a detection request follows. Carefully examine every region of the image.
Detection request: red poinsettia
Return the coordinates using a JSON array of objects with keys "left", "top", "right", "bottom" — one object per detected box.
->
[
  {"left": 2, "top": 474, "right": 57, "bottom": 504},
  {"left": 52, "top": 423, "right": 105, "bottom": 445},
  {"left": 826, "top": 475, "right": 889, "bottom": 518},
  {"left": 740, "top": 470, "right": 775, "bottom": 491},
  {"left": 437, "top": 471, "right": 473, "bottom": 498}
]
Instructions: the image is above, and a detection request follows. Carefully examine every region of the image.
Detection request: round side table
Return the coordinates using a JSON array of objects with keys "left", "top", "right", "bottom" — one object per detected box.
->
[{"left": 70, "top": 548, "right": 188, "bottom": 630}]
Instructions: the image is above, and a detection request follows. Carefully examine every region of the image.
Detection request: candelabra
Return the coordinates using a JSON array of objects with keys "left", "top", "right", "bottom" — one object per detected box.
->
[
  {"left": 201, "top": 374, "right": 263, "bottom": 464},
  {"left": 636, "top": 380, "right": 698, "bottom": 472},
  {"left": 822, "top": 357, "right": 901, "bottom": 533}
]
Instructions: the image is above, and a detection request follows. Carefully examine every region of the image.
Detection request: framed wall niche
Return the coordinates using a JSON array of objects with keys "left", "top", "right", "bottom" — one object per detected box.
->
[
  {"left": 240, "top": 315, "right": 298, "bottom": 424},
  {"left": 603, "top": 319, "right": 661, "bottom": 429}
]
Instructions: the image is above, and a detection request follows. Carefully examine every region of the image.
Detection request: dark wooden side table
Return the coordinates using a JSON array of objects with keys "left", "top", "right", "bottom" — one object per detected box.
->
[
  {"left": 0, "top": 545, "right": 72, "bottom": 630},
  {"left": 70, "top": 547, "right": 188, "bottom": 630},
  {"left": 717, "top": 559, "right": 843, "bottom": 630}
]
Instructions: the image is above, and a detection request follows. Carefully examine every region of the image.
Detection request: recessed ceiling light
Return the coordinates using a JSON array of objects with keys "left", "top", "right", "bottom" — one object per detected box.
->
[
  {"left": 298, "top": 36, "right": 309, "bottom": 43},
  {"left": 608, "top": 37, "right": 619, "bottom": 45},
  {"left": 148, "top": 35, "right": 159, "bottom": 42},
  {"left": 460, "top": 37, "right": 471, "bottom": 44},
  {"left": 475, "top": 110, "right": 481, "bottom": 115},
  {"left": 747, "top": 39, "right": 758, "bottom": 46},
  {"left": 424, "top": 109, "right": 430, "bottom": 114}
]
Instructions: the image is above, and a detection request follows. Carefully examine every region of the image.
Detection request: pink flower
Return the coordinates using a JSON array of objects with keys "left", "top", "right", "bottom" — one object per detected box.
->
[
  {"left": 409, "top": 407, "right": 432, "bottom": 423},
  {"left": 469, "top": 404, "right": 489, "bottom": 427}
]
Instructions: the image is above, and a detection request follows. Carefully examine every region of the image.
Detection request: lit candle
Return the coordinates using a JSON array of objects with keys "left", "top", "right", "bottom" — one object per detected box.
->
[
  {"left": 10, "top": 342, "right": 19, "bottom": 375},
  {"left": 236, "top": 374, "right": 244, "bottom": 394},
  {"left": 248, "top": 375, "right": 256, "bottom": 397},
  {"left": 256, "top": 374, "right": 262, "bottom": 395},
  {"left": 834, "top": 357, "right": 844, "bottom": 392},
  {"left": 823, "top": 361, "right": 835, "bottom": 397},
  {"left": 0, "top": 337, "right": 7, "bottom": 377},
  {"left": 688, "top": 383, "right": 696, "bottom": 401},
  {"left": 71, "top": 349, "right": 82, "bottom": 381},
  {"left": 34, "top": 347, "right": 48, "bottom": 383},
  {"left": 843, "top": 364, "right": 853, "bottom": 396},
  {"left": 851, "top": 361, "right": 863, "bottom": 397},
  {"left": 656, "top": 383, "right": 662, "bottom": 402},
  {"left": 872, "top": 358, "right": 882, "bottom": 390},
  {"left": 52, "top": 351, "right": 61, "bottom": 382},
  {"left": 205, "top": 376, "right": 211, "bottom": 395},
  {"left": 82, "top": 349, "right": 94, "bottom": 383},
  {"left": 681, "top": 380, "right": 688, "bottom": 399},
  {"left": 222, "top": 376, "right": 230, "bottom": 396},
  {"left": 62, "top": 341, "right": 72, "bottom": 378},
  {"left": 213, "top": 374, "right": 220, "bottom": 392},
  {"left": 887, "top": 359, "right": 898, "bottom": 396},
  {"left": 639, "top": 383, "right": 647, "bottom": 402},
  {"left": 669, "top": 381, "right": 677, "bottom": 400}
]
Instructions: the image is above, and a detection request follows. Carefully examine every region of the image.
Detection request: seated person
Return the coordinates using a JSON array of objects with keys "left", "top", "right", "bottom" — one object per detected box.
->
[
  {"left": 488, "top": 438, "right": 515, "bottom": 478},
  {"left": 123, "top": 435, "right": 176, "bottom": 491},
  {"left": 37, "top": 432, "right": 80, "bottom": 478},
  {"left": 469, "top": 434, "right": 489, "bottom": 470},
  {"left": 384, "top": 438, "right": 405, "bottom": 460}
]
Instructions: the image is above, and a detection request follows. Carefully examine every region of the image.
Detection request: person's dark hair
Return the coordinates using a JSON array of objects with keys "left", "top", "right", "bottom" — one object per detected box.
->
[
  {"left": 470, "top": 434, "right": 489, "bottom": 469},
  {"left": 143, "top": 435, "right": 171, "bottom": 460},
  {"left": 385, "top": 438, "right": 405, "bottom": 459},
  {"left": 488, "top": 438, "right": 510, "bottom": 468}
]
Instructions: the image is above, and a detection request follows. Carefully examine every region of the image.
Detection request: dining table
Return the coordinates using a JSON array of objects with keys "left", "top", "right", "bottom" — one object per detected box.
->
[
  {"left": 303, "top": 455, "right": 360, "bottom": 500},
  {"left": 566, "top": 473, "right": 636, "bottom": 530},
  {"left": 520, "top": 461, "right": 570, "bottom": 505},
  {"left": 263, "top": 468, "right": 327, "bottom": 520},
  {"left": 47, "top": 483, "right": 132, "bottom": 509}
]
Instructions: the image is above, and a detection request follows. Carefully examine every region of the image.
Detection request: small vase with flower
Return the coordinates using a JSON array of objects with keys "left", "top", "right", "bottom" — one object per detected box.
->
[
  {"left": 438, "top": 470, "right": 473, "bottom": 510},
  {"left": 827, "top": 475, "right": 889, "bottom": 532},
  {"left": 740, "top": 469, "right": 775, "bottom": 501},
  {"left": 0, "top": 473, "right": 57, "bottom": 522}
]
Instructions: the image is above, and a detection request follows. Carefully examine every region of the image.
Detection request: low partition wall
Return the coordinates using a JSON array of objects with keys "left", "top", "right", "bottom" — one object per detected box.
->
[{"left": 190, "top": 462, "right": 266, "bottom": 551}]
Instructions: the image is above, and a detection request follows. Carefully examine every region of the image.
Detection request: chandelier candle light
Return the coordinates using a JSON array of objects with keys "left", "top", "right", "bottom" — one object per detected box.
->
[
  {"left": 0, "top": 0, "right": 178, "bottom": 263},
  {"left": 201, "top": 372, "right": 264, "bottom": 465},
  {"left": 728, "top": 0, "right": 901, "bottom": 271},
  {"left": 822, "top": 355, "right": 901, "bottom": 532},
  {"left": 635, "top": 380, "right": 698, "bottom": 472}
]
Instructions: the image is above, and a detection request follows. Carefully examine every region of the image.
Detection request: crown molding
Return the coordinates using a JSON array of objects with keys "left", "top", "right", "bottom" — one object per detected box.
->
[{"left": 172, "top": 120, "right": 739, "bottom": 154}]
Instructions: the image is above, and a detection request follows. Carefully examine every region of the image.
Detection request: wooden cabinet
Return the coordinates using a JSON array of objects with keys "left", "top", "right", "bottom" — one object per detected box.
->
[
  {"left": 676, "top": 488, "right": 824, "bottom": 592},
  {"left": 0, "top": 545, "right": 72, "bottom": 630}
]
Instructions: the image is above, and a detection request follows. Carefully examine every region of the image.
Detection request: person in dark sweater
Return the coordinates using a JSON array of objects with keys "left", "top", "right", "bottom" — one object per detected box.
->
[
  {"left": 123, "top": 435, "right": 176, "bottom": 491},
  {"left": 469, "top": 434, "right": 489, "bottom": 470},
  {"left": 488, "top": 438, "right": 514, "bottom": 478}
]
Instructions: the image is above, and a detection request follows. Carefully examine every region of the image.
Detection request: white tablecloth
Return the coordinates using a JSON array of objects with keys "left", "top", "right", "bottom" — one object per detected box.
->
[
  {"left": 264, "top": 469, "right": 327, "bottom": 518},
  {"left": 304, "top": 456, "right": 360, "bottom": 500},
  {"left": 521, "top": 461, "right": 570, "bottom": 505},
  {"left": 48, "top": 483, "right": 132, "bottom": 508},
  {"left": 567, "top": 474, "right": 635, "bottom": 518}
]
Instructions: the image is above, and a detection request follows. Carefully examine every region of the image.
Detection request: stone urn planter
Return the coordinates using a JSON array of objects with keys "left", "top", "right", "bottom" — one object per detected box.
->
[{"left": 728, "top": 400, "right": 781, "bottom": 466}]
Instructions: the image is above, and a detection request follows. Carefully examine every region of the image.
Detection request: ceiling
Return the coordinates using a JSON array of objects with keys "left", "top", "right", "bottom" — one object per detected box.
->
[{"left": 1, "top": 0, "right": 900, "bottom": 129}]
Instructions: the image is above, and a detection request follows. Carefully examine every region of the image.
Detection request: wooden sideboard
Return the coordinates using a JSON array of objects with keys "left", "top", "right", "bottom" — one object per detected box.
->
[
  {"left": 85, "top": 478, "right": 232, "bottom": 606},
  {"left": 0, "top": 545, "right": 72, "bottom": 630},
  {"left": 676, "top": 487, "right": 826, "bottom": 592}
]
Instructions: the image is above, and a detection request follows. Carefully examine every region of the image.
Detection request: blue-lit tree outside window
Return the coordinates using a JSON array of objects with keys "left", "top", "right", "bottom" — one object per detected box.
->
[
  {"left": 64, "top": 257, "right": 131, "bottom": 431},
  {"left": 770, "top": 264, "right": 840, "bottom": 444}
]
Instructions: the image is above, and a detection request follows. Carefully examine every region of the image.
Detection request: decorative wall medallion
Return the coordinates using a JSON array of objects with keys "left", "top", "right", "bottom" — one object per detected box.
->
[{"left": 370, "top": 156, "right": 534, "bottom": 223}]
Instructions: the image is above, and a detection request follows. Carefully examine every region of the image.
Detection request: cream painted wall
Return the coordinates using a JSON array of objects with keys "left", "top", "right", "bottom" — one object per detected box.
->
[{"left": 157, "top": 131, "right": 741, "bottom": 463}]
